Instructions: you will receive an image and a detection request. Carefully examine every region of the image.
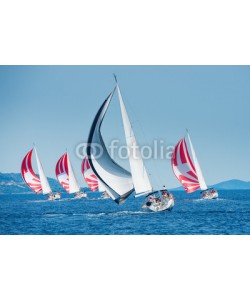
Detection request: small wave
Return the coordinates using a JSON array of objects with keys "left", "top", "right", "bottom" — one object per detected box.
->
[
  {"left": 84, "top": 210, "right": 148, "bottom": 218},
  {"left": 111, "top": 210, "right": 148, "bottom": 216},
  {"left": 83, "top": 198, "right": 110, "bottom": 201},
  {"left": 43, "top": 213, "right": 67, "bottom": 217},
  {"left": 27, "top": 200, "right": 51, "bottom": 203},
  {"left": 192, "top": 198, "right": 227, "bottom": 202}
]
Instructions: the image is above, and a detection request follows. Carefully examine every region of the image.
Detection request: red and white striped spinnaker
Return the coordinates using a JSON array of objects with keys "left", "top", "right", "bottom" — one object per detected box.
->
[
  {"left": 55, "top": 153, "right": 70, "bottom": 192},
  {"left": 21, "top": 149, "right": 42, "bottom": 193},
  {"left": 21, "top": 148, "right": 52, "bottom": 194},
  {"left": 81, "top": 156, "right": 99, "bottom": 192},
  {"left": 171, "top": 133, "right": 208, "bottom": 193},
  {"left": 55, "top": 152, "right": 80, "bottom": 193},
  {"left": 172, "top": 137, "right": 199, "bottom": 193}
]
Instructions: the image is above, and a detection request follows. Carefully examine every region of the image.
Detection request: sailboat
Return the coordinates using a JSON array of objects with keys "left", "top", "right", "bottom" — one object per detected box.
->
[
  {"left": 86, "top": 77, "right": 174, "bottom": 212},
  {"left": 81, "top": 156, "right": 110, "bottom": 199},
  {"left": 55, "top": 152, "right": 87, "bottom": 199},
  {"left": 171, "top": 131, "right": 218, "bottom": 199},
  {"left": 21, "top": 148, "right": 61, "bottom": 200}
]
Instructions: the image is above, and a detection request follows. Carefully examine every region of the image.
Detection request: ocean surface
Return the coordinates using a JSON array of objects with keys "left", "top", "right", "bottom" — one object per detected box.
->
[{"left": 0, "top": 190, "right": 249, "bottom": 234}]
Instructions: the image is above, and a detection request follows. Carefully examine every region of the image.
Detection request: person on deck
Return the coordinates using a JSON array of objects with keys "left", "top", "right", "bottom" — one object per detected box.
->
[
  {"left": 162, "top": 190, "right": 167, "bottom": 199},
  {"left": 146, "top": 196, "right": 154, "bottom": 207}
]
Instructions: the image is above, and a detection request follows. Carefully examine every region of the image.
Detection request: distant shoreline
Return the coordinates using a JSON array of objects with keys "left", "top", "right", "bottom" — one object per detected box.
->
[{"left": 1, "top": 172, "right": 250, "bottom": 194}]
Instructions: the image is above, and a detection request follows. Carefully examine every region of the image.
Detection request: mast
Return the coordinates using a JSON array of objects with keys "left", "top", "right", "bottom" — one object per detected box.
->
[
  {"left": 116, "top": 80, "right": 152, "bottom": 195},
  {"left": 186, "top": 131, "right": 208, "bottom": 191},
  {"left": 34, "top": 147, "right": 52, "bottom": 194}
]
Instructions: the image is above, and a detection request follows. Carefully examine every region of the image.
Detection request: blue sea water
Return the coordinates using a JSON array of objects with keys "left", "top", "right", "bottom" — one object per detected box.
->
[{"left": 0, "top": 190, "right": 249, "bottom": 234}]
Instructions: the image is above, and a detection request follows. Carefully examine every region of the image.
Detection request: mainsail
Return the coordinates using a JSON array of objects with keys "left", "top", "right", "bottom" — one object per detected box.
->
[
  {"left": 87, "top": 88, "right": 134, "bottom": 203},
  {"left": 55, "top": 152, "right": 80, "bottom": 193},
  {"left": 34, "top": 148, "right": 52, "bottom": 194},
  {"left": 21, "top": 148, "right": 52, "bottom": 195},
  {"left": 117, "top": 84, "right": 152, "bottom": 196},
  {"left": 186, "top": 132, "right": 208, "bottom": 191},
  {"left": 171, "top": 133, "right": 207, "bottom": 193}
]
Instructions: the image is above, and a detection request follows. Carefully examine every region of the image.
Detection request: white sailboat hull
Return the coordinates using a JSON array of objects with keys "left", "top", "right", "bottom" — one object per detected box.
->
[
  {"left": 74, "top": 192, "right": 87, "bottom": 199},
  {"left": 143, "top": 198, "right": 175, "bottom": 212},
  {"left": 202, "top": 189, "right": 218, "bottom": 200},
  {"left": 48, "top": 193, "right": 61, "bottom": 200},
  {"left": 101, "top": 192, "right": 110, "bottom": 199},
  {"left": 142, "top": 190, "right": 175, "bottom": 212}
]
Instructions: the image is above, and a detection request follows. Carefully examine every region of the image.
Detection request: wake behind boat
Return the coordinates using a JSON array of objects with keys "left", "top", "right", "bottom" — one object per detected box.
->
[
  {"left": 86, "top": 77, "right": 174, "bottom": 212},
  {"left": 171, "top": 130, "right": 218, "bottom": 200}
]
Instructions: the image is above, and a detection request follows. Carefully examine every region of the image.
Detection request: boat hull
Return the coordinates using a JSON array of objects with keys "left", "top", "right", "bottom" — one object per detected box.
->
[
  {"left": 142, "top": 190, "right": 175, "bottom": 212},
  {"left": 202, "top": 189, "right": 218, "bottom": 200},
  {"left": 101, "top": 192, "right": 110, "bottom": 199},
  {"left": 48, "top": 193, "right": 61, "bottom": 200},
  {"left": 145, "top": 198, "right": 175, "bottom": 212},
  {"left": 74, "top": 192, "right": 87, "bottom": 199}
]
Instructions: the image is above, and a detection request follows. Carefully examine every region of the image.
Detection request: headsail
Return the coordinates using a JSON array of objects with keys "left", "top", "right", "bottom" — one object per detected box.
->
[
  {"left": 117, "top": 83, "right": 152, "bottom": 195},
  {"left": 21, "top": 149, "right": 42, "bottom": 194},
  {"left": 87, "top": 88, "right": 134, "bottom": 203},
  {"left": 171, "top": 133, "right": 208, "bottom": 193},
  {"left": 34, "top": 148, "right": 52, "bottom": 194},
  {"left": 56, "top": 152, "right": 80, "bottom": 193}
]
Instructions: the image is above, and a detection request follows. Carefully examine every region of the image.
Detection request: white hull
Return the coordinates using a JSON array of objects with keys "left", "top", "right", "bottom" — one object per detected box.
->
[
  {"left": 147, "top": 198, "right": 175, "bottom": 212},
  {"left": 74, "top": 192, "right": 87, "bottom": 199},
  {"left": 202, "top": 189, "right": 218, "bottom": 200},
  {"left": 142, "top": 190, "right": 175, "bottom": 212},
  {"left": 48, "top": 193, "right": 61, "bottom": 200},
  {"left": 101, "top": 192, "right": 110, "bottom": 199}
]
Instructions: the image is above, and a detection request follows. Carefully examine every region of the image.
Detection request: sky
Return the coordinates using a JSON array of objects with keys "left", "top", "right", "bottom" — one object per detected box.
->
[{"left": 0, "top": 65, "right": 250, "bottom": 189}]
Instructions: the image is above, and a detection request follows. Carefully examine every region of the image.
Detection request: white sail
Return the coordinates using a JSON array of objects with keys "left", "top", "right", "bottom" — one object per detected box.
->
[
  {"left": 34, "top": 147, "right": 52, "bottom": 195},
  {"left": 98, "top": 179, "right": 106, "bottom": 193},
  {"left": 67, "top": 153, "right": 80, "bottom": 193},
  {"left": 87, "top": 88, "right": 134, "bottom": 203},
  {"left": 186, "top": 132, "right": 208, "bottom": 191},
  {"left": 117, "top": 84, "right": 152, "bottom": 195}
]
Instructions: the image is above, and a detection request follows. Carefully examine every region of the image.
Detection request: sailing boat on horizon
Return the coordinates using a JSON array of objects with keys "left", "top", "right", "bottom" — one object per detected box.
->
[
  {"left": 171, "top": 131, "right": 218, "bottom": 200},
  {"left": 55, "top": 152, "right": 87, "bottom": 199},
  {"left": 21, "top": 147, "right": 61, "bottom": 200},
  {"left": 81, "top": 156, "right": 110, "bottom": 199},
  {"left": 86, "top": 78, "right": 174, "bottom": 212}
]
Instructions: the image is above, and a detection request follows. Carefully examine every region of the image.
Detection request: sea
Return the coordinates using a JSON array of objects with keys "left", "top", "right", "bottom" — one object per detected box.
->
[{"left": 0, "top": 190, "right": 249, "bottom": 235}]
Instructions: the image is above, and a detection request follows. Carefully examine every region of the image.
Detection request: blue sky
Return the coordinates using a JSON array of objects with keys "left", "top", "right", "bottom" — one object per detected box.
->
[{"left": 0, "top": 66, "right": 250, "bottom": 189}]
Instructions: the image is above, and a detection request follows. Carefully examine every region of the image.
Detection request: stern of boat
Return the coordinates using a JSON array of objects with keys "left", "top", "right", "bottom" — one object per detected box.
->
[
  {"left": 202, "top": 188, "right": 218, "bottom": 200},
  {"left": 142, "top": 189, "right": 175, "bottom": 212}
]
